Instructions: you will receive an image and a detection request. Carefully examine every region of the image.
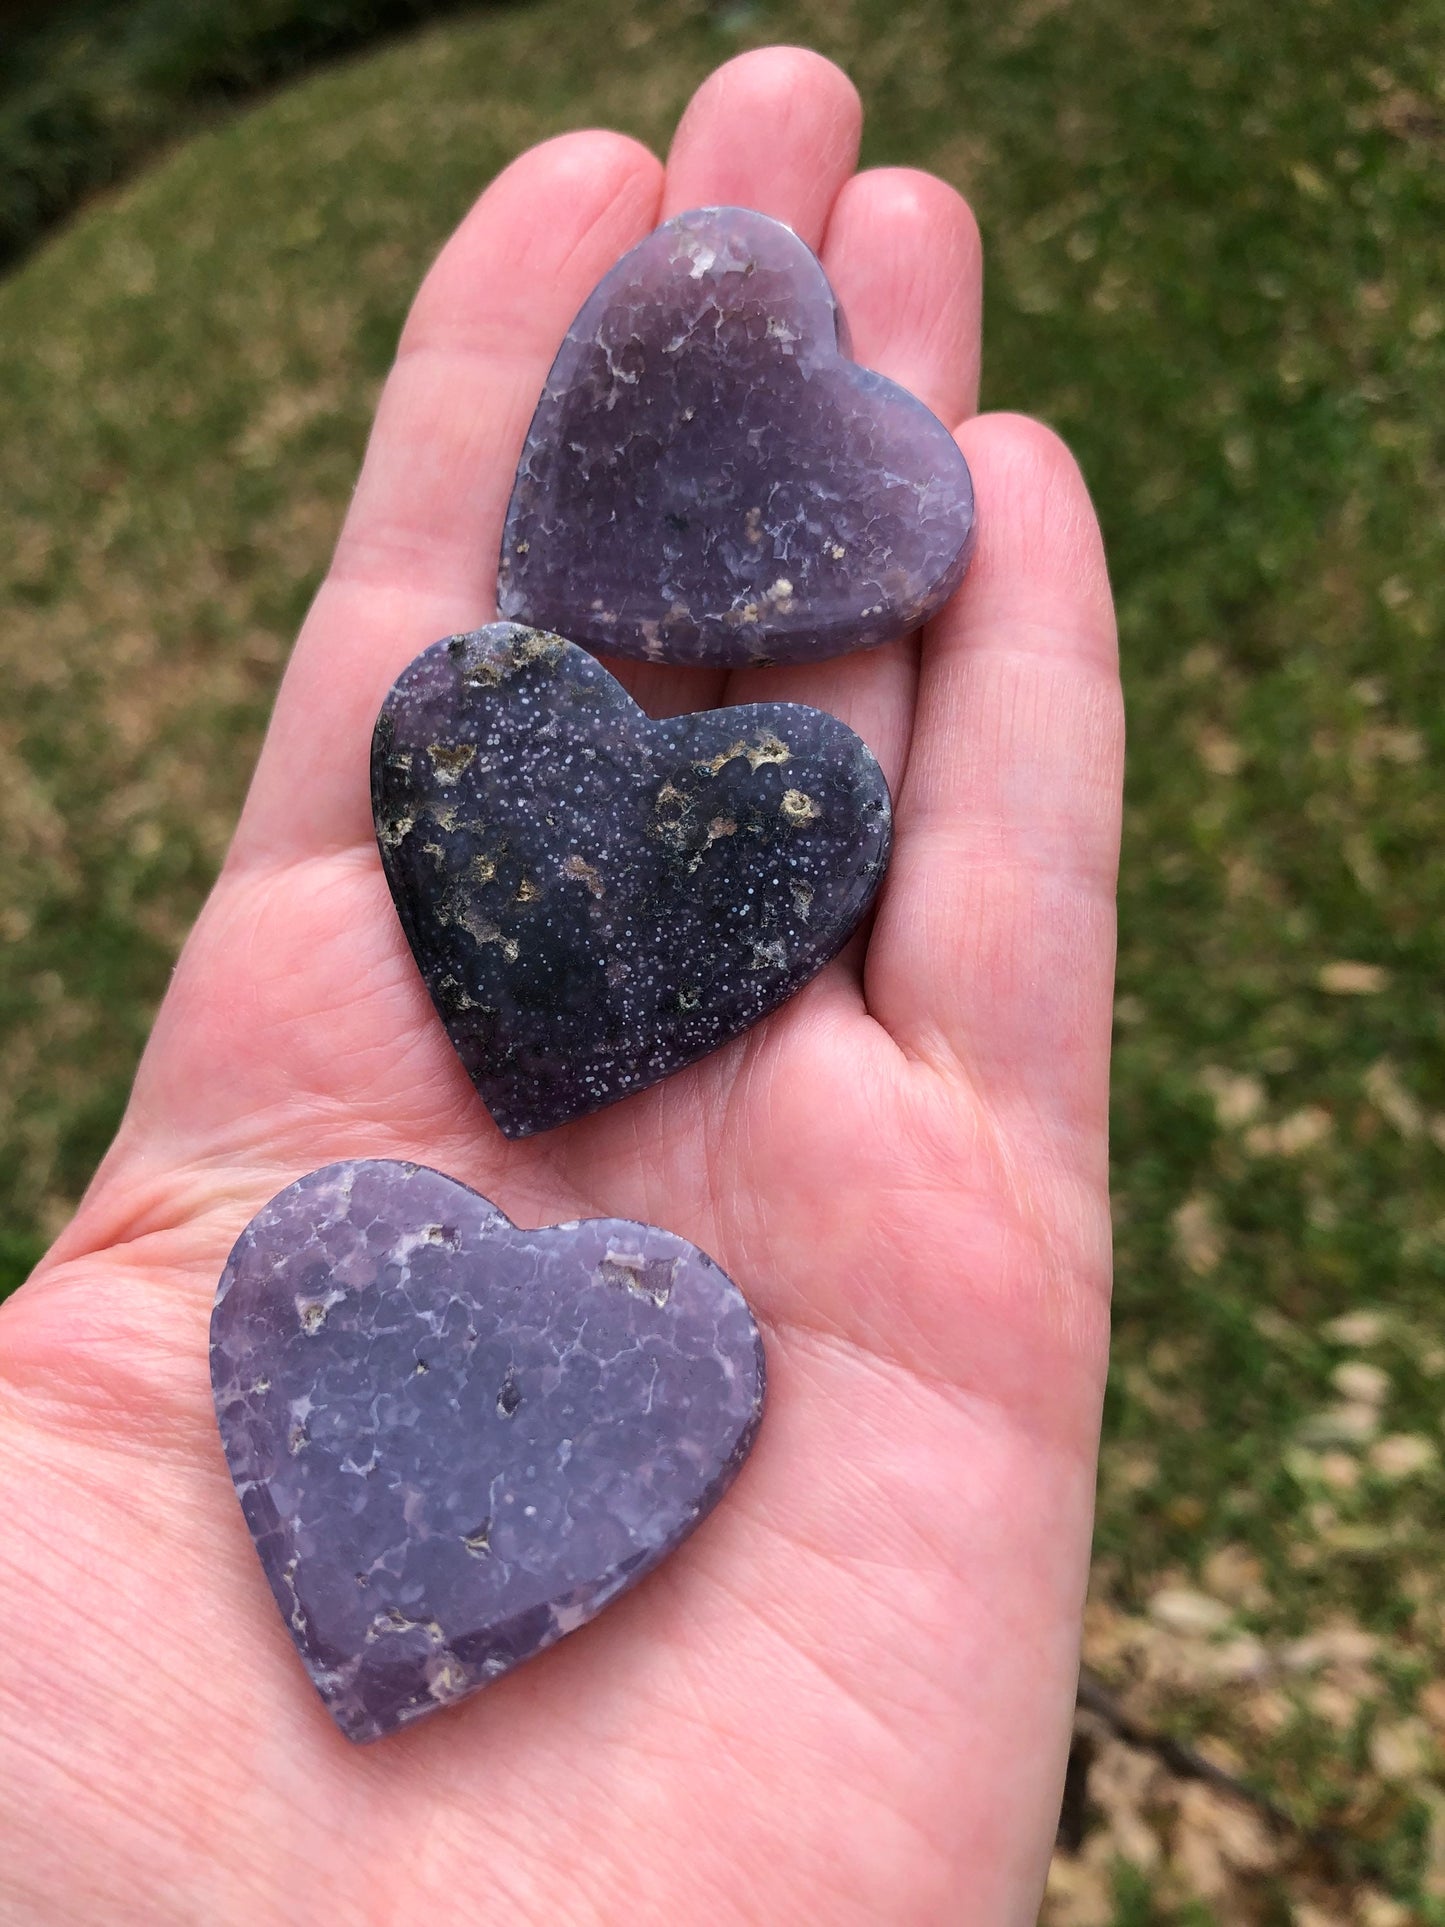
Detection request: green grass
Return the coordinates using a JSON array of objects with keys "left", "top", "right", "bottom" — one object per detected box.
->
[{"left": 0, "top": 0, "right": 1441, "bottom": 1917}]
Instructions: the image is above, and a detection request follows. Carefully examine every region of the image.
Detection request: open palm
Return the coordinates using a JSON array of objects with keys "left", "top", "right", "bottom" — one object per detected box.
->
[{"left": 0, "top": 48, "right": 1121, "bottom": 1926}]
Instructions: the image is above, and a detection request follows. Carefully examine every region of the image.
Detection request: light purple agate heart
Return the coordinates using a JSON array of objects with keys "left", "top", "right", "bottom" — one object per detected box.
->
[
  {"left": 211, "top": 1160, "right": 765, "bottom": 1743},
  {"left": 497, "top": 205, "right": 976, "bottom": 667}
]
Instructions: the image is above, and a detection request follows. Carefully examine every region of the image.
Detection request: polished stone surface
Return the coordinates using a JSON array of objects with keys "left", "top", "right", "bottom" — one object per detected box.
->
[
  {"left": 372, "top": 623, "right": 892, "bottom": 1136},
  {"left": 211, "top": 1159, "right": 765, "bottom": 1744},
  {"left": 497, "top": 205, "right": 976, "bottom": 667}
]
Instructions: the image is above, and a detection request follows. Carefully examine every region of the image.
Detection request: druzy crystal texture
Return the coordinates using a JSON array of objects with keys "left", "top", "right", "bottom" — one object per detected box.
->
[
  {"left": 211, "top": 1159, "right": 765, "bottom": 1743},
  {"left": 373, "top": 624, "right": 892, "bottom": 1136},
  {"left": 497, "top": 205, "right": 976, "bottom": 667}
]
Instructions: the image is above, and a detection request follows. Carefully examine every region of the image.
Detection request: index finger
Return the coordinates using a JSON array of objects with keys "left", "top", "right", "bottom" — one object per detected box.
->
[{"left": 229, "top": 132, "right": 664, "bottom": 872}]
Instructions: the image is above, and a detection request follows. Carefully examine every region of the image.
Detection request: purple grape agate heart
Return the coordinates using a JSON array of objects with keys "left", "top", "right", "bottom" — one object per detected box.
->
[
  {"left": 497, "top": 205, "right": 976, "bottom": 667},
  {"left": 371, "top": 624, "right": 892, "bottom": 1138},
  {"left": 211, "top": 1160, "right": 765, "bottom": 1743}
]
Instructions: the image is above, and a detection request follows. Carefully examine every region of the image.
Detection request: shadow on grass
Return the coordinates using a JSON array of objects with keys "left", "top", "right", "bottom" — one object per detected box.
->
[{"left": 0, "top": 0, "right": 516, "bottom": 272}]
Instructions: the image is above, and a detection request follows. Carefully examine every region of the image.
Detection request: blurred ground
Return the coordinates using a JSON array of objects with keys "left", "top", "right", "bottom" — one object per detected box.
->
[{"left": 0, "top": 0, "right": 1441, "bottom": 1917}]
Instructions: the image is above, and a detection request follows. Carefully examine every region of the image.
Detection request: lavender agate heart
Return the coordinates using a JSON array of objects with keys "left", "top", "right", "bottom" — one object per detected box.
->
[
  {"left": 211, "top": 1160, "right": 765, "bottom": 1744},
  {"left": 372, "top": 624, "right": 892, "bottom": 1137},
  {"left": 497, "top": 205, "right": 976, "bottom": 668}
]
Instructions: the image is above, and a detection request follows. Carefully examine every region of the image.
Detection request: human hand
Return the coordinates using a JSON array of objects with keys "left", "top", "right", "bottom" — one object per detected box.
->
[{"left": 0, "top": 47, "right": 1121, "bottom": 1925}]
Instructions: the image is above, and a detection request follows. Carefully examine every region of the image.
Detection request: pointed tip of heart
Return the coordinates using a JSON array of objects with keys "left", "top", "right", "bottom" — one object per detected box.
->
[{"left": 497, "top": 203, "right": 975, "bottom": 668}]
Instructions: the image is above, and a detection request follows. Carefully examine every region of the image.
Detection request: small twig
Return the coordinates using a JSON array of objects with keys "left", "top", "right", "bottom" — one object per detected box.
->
[
  {"left": 1070, "top": 1669, "right": 1362, "bottom": 1885},
  {"left": 1074, "top": 1667, "right": 1295, "bottom": 1832}
]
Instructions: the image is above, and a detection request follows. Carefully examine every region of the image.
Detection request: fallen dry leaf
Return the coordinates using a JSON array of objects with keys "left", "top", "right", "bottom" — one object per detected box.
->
[
  {"left": 1310, "top": 1678, "right": 1366, "bottom": 1729},
  {"left": 1323, "top": 1308, "right": 1387, "bottom": 1347},
  {"left": 1369, "top": 1716, "right": 1434, "bottom": 1779},
  {"left": 1148, "top": 1587, "right": 1233, "bottom": 1638},
  {"left": 1282, "top": 1626, "right": 1380, "bottom": 1671},
  {"left": 1318, "top": 960, "right": 1391, "bottom": 994},
  {"left": 1172, "top": 1193, "right": 1223, "bottom": 1274},
  {"left": 1196, "top": 726, "right": 1246, "bottom": 776},
  {"left": 1244, "top": 1687, "right": 1293, "bottom": 1736},
  {"left": 1088, "top": 1736, "right": 1164, "bottom": 1871},
  {"left": 1359, "top": 1893, "right": 1414, "bottom": 1927},
  {"left": 1042, "top": 1855, "right": 1113, "bottom": 1927},
  {"left": 1202, "top": 1543, "right": 1268, "bottom": 1610},
  {"left": 1171, "top": 1780, "right": 1279, "bottom": 1897},
  {"left": 1297, "top": 1401, "right": 1381, "bottom": 1445},
  {"left": 1285, "top": 1445, "right": 1363, "bottom": 1490},
  {"left": 1207, "top": 1635, "right": 1271, "bottom": 1684},
  {"left": 1363, "top": 1058, "right": 1425, "bottom": 1137},
  {"left": 1331, "top": 1361, "right": 1391, "bottom": 1405},
  {"left": 1369, "top": 1433, "right": 1437, "bottom": 1479},
  {"left": 1245, "top": 1106, "right": 1334, "bottom": 1155},
  {"left": 1418, "top": 1677, "right": 1445, "bottom": 1733},
  {"left": 1199, "top": 1064, "right": 1265, "bottom": 1126}
]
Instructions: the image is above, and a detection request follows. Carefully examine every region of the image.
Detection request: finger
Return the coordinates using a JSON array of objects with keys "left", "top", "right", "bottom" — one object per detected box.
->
[
  {"left": 825, "top": 166, "right": 982, "bottom": 428},
  {"left": 868, "top": 413, "right": 1123, "bottom": 1162},
  {"left": 722, "top": 168, "right": 984, "bottom": 798},
  {"left": 661, "top": 45, "right": 861, "bottom": 243},
  {"left": 608, "top": 45, "right": 866, "bottom": 722},
  {"left": 231, "top": 131, "right": 664, "bottom": 869}
]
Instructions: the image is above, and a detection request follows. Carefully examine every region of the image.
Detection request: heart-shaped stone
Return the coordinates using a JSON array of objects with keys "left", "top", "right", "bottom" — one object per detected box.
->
[
  {"left": 211, "top": 1159, "right": 765, "bottom": 1743},
  {"left": 497, "top": 204, "right": 976, "bottom": 667},
  {"left": 372, "top": 623, "right": 892, "bottom": 1137}
]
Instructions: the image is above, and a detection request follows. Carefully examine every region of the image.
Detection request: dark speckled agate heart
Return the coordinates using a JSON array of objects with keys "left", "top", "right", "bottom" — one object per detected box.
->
[
  {"left": 372, "top": 623, "right": 892, "bottom": 1137},
  {"left": 497, "top": 205, "right": 976, "bottom": 667},
  {"left": 211, "top": 1159, "right": 765, "bottom": 1743}
]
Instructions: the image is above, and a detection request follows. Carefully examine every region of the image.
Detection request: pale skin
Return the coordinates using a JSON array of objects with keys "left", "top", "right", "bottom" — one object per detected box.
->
[{"left": 0, "top": 47, "right": 1123, "bottom": 1927}]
